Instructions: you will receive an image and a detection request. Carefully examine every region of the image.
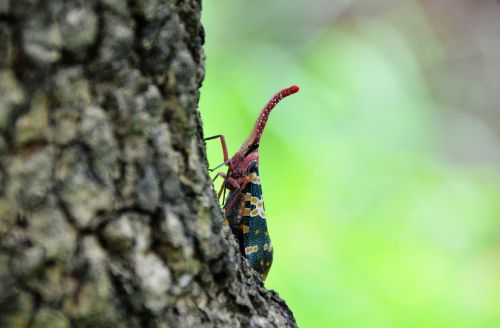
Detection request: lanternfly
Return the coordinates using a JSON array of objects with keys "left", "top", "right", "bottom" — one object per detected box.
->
[{"left": 205, "top": 85, "right": 299, "bottom": 280}]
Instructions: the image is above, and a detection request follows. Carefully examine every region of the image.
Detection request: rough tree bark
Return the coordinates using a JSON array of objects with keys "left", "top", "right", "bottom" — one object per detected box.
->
[{"left": 0, "top": 0, "right": 297, "bottom": 327}]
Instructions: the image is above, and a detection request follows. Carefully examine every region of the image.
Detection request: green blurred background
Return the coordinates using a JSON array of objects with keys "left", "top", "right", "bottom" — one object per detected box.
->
[{"left": 200, "top": 1, "right": 500, "bottom": 327}]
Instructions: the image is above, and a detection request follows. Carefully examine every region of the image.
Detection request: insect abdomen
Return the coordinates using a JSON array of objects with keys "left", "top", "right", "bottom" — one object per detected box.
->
[{"left": 223, "top": 190, "right": 245, "bottom": 253}]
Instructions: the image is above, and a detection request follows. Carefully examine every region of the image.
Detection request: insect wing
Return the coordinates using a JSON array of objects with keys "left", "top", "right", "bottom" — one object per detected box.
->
[{"left": 242, "top": 163, "right": 273, "bottom": 279}]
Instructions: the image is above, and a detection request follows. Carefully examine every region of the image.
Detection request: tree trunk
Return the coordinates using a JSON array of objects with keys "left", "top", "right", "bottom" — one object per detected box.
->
[{"left": 0, "top": 1, "right": 297, "bottom": 327}]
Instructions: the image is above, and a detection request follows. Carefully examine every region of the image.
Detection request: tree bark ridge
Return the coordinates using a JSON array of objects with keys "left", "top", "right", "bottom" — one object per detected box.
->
[{"left": 0, "top": 1, "right": 297, "bottom": 327}]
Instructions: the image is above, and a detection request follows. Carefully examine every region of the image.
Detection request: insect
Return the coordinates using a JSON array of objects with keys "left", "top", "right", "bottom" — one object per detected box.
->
[{"left": 205, "top": 85, "right": 299, "bottom": 280}]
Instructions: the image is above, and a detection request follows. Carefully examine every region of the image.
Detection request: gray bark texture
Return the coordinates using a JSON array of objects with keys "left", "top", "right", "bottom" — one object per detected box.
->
[{"left": 0, "top": 0, "right": 297, "bottom": 327}]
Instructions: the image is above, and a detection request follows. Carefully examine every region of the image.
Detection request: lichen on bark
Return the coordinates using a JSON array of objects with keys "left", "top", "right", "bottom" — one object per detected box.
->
[{"left": 0, "top": 1, "right": 297, "bottom": 327}]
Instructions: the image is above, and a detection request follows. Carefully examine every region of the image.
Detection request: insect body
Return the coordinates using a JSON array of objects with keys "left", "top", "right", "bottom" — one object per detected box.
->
[{"left": 206, "top": 85, "right": 299, "bottom": 280}]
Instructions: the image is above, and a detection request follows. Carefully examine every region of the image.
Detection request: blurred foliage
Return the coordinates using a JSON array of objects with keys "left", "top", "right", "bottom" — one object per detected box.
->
[{"left": 200, "top": 1, "right": 500, "bottom": 327}]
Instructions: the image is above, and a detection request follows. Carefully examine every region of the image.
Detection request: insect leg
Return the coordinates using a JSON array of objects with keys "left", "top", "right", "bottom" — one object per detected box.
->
[
  {"left": 204, "top": 134, "right": 229, "bottom": 167},
  {"left": 213, "top": 170, "right": 240, "bottom": 201}
]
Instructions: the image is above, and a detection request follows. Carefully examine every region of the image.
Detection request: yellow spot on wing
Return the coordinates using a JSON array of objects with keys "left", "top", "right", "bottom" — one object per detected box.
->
[{"left": 244, "top": 245, "right": 258, "bottom": 254}]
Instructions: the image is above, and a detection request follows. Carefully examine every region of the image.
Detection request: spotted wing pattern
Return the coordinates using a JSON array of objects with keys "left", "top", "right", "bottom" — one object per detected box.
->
[
  {"left": 222, "top": 162, "right": 273, "bottom": 280},
  {"left": 241, "top": 162, "right": 273, "bottom": 280}
]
